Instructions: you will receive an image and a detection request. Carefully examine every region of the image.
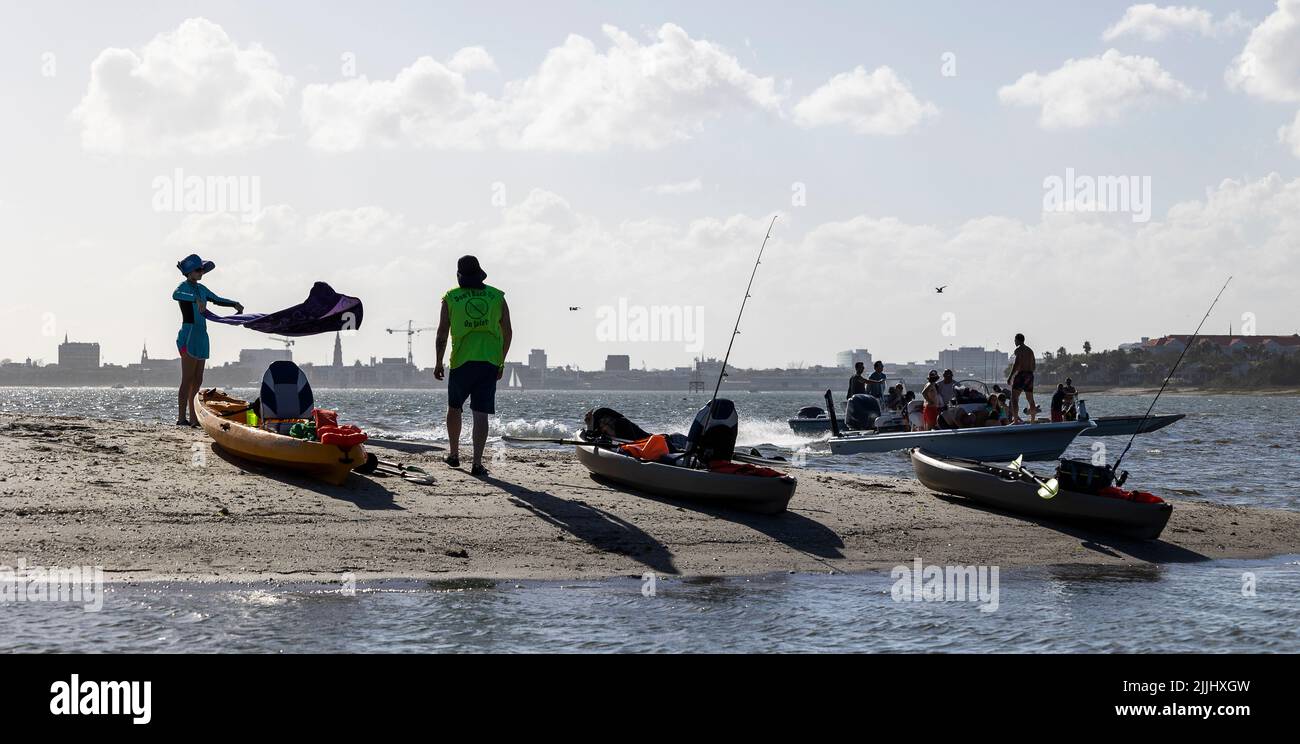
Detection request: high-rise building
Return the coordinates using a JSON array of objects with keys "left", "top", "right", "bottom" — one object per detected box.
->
[
  {"left": 605, "top": 354, "right": 631, "bottom": 372},
  {"left": 57, "top": 335, "right": 100, "bottom": 370},
  {"left": 937, "top": 347, "right": 1009, "bottom": 381},
  {"left": 835, "top": 349, "right": 872, "bottom": 369},
  {"left": 528, "top": 349, "right": 548, "bottom": 370}
]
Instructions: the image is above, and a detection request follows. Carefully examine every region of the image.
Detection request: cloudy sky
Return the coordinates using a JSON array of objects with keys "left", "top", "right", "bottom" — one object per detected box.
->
[{"left": 2, "top": 1, "right": 1297, "bottom": 370}]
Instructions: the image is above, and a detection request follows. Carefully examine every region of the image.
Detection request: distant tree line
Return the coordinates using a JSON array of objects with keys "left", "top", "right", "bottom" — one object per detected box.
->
[{"left": 1010, "top": 343, "right": 1300, "bottom": 388}]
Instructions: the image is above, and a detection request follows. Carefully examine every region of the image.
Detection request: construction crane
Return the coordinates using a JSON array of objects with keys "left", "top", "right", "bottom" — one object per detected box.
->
[
  {"left": 385, "top": 321, "right": 436, "bottom": 366},
  {"left": 270, "top": 336, "right": 296, "bottom": 350}
]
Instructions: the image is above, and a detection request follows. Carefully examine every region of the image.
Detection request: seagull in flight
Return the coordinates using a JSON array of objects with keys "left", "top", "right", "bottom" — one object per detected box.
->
[
  {"left": 569, "top": 306, "right": 581, "bottom": 311},
  {"left": 935, "top": 286, "right": 947, "bottom": 294}
]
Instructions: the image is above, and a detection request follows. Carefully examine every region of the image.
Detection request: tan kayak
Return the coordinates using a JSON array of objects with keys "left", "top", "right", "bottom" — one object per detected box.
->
[{"left": 194, "top": 389, "right": 367, "bottom": 486}]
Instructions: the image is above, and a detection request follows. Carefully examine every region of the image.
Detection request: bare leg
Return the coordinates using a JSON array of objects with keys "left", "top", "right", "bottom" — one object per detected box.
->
[
  {"left": 188, "top": 360, "right": 205, "bottom": 423},
  {"left": 1011, "top": 390, "right": 1023, "bottom": 424},
  {"left": 470, "top": 410, "right": 489, "bottom": 468},
  {"left": 446, "top": 406, "right": 462, "bottom": 462},
  {"left": 1025, "top": 391, "right": 1037, "bottom": 422},
  {"left": 178, "top": 354, "right": 195, "bottom": 423}
]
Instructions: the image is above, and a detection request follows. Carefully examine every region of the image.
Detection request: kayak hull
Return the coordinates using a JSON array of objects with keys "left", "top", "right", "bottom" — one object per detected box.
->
[
  {"left": 829, "top": 420, "right": 1092, "bottom": 461},
  {"left": 909, "top": 449, "right": 1172, "bottom": 540},
  {"left": 1079, "top": 414, "right": 1185, "bottom": 437},
  {"left": 195, "top": 390, "right": 366, "bottom": 486},
  {"left": 575, "top": 445, "right": 796, "bottom": 515}
]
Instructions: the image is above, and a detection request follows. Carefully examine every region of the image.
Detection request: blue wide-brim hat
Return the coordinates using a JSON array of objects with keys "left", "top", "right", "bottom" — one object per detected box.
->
[{"left": 177, "top": 254, "right": 216, "bottom": 275}]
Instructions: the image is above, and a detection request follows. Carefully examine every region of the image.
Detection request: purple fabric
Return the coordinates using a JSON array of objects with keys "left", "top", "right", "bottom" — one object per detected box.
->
[{"left": 204, "top": 282, "right": 364, "bottom": 337}]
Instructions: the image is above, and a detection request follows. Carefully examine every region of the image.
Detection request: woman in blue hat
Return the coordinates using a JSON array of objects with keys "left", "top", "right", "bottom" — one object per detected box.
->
[{"left": 173, "top": 255, "right": 243, "bottom": 426}]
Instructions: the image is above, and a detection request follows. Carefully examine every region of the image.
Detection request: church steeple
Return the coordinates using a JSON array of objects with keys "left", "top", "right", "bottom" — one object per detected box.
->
[
  {"left": 333, "top": 332, "right": 344, "bottom": 368},
  {"left": 141, "top": 341, "right": 149, "bottom": 365}
]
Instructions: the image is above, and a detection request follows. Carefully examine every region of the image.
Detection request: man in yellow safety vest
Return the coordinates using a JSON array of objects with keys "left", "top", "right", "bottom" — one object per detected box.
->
[{"left": 435, "top": 255, "right": 513, "bottom": 476}]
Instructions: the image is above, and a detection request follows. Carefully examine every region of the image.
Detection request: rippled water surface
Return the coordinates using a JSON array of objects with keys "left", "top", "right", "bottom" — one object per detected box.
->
[{"left": 1, "top": 559, "right": 1296, "bottom": 653}]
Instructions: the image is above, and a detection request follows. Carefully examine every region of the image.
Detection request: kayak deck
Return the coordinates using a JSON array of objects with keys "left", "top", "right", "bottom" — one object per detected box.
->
[
  {"left": 195, "top": 390, "right": 367, "bottom": 486},
  {"left": 910, "top": 448, "right": 1172, "bottom": 539},
  {"left": 575, "top": 444, "right": 796, "bottom": 515}
]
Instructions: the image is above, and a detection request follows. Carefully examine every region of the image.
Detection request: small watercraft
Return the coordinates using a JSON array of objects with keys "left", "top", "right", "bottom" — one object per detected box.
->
[
  {"left": 575, "top": 444, "right": 796, "bottom": 515},
  {"left": 195, "top": 389, "right": 367, "bottom": 485},
  {"left": 909, "top": 449, "right": 1172, "bottom": 539},
  {"left": 829, "top": 419, "right": 1093, "bottom": 460},
  {"left": 1079, "top": 413, "right": 1185, "bottom": 437}
]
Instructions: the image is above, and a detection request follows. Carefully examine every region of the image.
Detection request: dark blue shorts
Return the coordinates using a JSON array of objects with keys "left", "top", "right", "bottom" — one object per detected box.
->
[{"left": 448, "top": 361, "right": 499, "bottom": 414}]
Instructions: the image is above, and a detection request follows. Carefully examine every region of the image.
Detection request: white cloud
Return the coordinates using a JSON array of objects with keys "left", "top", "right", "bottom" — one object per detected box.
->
[
  {"left": 301, "top": 23, "right": 781, "bottom": 152},
  {"left": 1226, "top": 0, "right": 1300, "bottom": 102},
  {"left": 1280, "top": 110, "right": 1300, "bottom": 156},
  {"left": 72, "top": 18, "right": 294, "bottom": 155},
  {"left": 792, "top": 66, "right": 937, "bottom": 135},
  {"left": 646, "top": 178, "right": 703, "bottom": 195},
  {"left": 1102, "top": 4, "right": 1249, "bottom": 41},
  {"left": 998, "top": 49, "right": 1201, "bottom": 128},
  {"left": 447, "top": 46, "right": 497, "bottom": 74}
]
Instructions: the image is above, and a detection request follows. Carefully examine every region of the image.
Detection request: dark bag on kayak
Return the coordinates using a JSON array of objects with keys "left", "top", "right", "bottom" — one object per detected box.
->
[
  {"left": 687, "top": 399, "right": 738, "bottom": 463},
  {"left": 583, "top": 407, "right": 652, "bottom": 441},
  {"left": 1055, "top": 459, "right": 1115, "bottom": 494}
]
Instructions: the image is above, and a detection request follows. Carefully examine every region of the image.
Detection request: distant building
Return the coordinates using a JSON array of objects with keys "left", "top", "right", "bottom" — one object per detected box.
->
[
  {"left": 937, "top": 346, "right": 1009, "bottom": 381},
  {"left": 605, "top": 354, "right": 631, "bottom": 372},
  {"left": 57, "top": 335, "right": 100, "bottom": 370},
  {"left": 528, "top": 349, "right": 547, "bottom": 370},
  {"left": 835, "top": 349, "right": 872, "bottom": 369},
  {"left": 1118, "top": 337, "right": 1150, "bottom": 352},
  {"left": 333, "top": 333, "right": 344, "bottom": 368},
  {"left": 239, "top": 348, "right": 292, "bottom": 371}
]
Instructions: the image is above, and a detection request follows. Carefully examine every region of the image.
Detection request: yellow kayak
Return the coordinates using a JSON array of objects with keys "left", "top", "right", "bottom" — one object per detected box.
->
[{"left": 194, "top": 389, "right": 367, "bottom": 485}]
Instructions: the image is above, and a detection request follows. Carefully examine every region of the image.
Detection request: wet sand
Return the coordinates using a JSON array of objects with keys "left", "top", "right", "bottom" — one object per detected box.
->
[{"left": 2, "top": 414, "right": 1298, "bottom": 582}]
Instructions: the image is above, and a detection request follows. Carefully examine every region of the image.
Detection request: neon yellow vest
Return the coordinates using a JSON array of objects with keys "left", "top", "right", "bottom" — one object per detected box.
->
[{"left": 444, "top": 285, "right": 504, "bottom": 369}]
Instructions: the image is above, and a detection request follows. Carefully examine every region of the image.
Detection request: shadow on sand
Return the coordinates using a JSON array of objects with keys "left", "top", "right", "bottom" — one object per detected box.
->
[
  {"left": 481, "top": 474, "right": 678, "bottom": 575},
  {"left": 932, "top": 494, "right": 1207, "bottom": 563},
  {"left": 210, "top": 443, "right": 403, "bottom": 511},
  {"left": 585, "top": 473, "right": 846, "bottom": 563}
]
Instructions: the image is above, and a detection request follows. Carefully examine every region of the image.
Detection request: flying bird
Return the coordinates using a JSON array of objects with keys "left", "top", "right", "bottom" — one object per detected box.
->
[
  {"left": 569, "top": 306, "right": 581, "bottom": 311},
  {"left": 935, "top": 286, "right": 947, "bottom": 294}
]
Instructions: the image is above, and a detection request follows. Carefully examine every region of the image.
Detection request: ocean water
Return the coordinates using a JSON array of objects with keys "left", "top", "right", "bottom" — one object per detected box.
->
[
  {"left": 1, "top": 559, "right": 1296, "bottom": 653},
  {"left": 2, "top": 387, "right": 1298, "bottom": 652}
]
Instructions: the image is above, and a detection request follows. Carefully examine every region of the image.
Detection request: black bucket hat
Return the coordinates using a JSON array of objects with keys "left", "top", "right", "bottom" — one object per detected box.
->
[{"left": 457, "top": 255, "right": 487, "bottom": 285}]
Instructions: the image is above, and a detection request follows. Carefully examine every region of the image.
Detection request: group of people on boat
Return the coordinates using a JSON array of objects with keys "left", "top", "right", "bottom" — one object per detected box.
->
[{"left": 843, "top": 333, "right": 1079, "bottom": 432}]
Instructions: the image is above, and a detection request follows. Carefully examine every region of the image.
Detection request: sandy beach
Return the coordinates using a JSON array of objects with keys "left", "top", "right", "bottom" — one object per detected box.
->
[{"left": 2, "top": 413, "right": 1298, "bottom": 583}]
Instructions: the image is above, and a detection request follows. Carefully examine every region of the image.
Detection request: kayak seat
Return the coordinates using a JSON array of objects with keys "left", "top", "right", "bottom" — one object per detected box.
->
[{"left": 259, "top": 361, "right": 314, "bottom": 435}]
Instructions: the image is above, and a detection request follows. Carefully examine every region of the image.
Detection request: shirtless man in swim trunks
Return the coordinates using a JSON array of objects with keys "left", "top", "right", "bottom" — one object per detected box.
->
[{"left": 1008, "top": 333, "right": 1038, "bottom": 424}]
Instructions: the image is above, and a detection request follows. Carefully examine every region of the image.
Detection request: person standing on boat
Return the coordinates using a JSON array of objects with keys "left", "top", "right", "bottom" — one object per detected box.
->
[
  {"left": 847, "top": 362, "right": 869, "bottom": 399},
  {"left": 173, "top": 254, "right": 243, "bottom": 427},
  {"left": 1062, "top": 377, "right": 1078, "bottom": 420},
  {"left": 866, "top": 361, "right": 887, "bottom": 398},
  {"left": 936, "top": 369, "right": 959, "bottom": 406},
  {"left": 1008, "top": 333, "right": 1039, "bottom": 424},
  {"left": 434, "top": 255, "right": 513, "bottom": 477},
  {"left": 1050, "top": 384, "right": 1068, "bottom": 423},
  {"left": 921, "top": 370, "right": 943, "bottom": 430}
]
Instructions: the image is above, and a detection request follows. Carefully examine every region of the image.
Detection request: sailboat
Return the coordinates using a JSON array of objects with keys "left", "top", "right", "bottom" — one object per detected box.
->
[{"left": 508, "top": 367, "right": 523, "bottom": 389}]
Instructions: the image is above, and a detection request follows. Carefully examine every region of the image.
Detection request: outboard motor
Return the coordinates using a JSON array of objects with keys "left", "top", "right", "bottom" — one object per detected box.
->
[
  {"left": 796, "top": 405, "right": 825, "bottom": 419},
  {"left": 687, "top": 399, "right": 738, "bottom": 464},
  {"left": 845, "top": 393, "right": 882, "bottom": 431}
]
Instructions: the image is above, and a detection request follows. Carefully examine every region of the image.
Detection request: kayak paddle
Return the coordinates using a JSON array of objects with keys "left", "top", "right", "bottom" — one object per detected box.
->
[{"left": 1008, "top": 455, "right": 1060, "bottom": 499}]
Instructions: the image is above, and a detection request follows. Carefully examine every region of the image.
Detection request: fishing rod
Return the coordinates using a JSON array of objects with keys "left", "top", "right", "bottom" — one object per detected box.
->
[
  {"left": 1111, "top": 276, "right": 1232, "bottom": 474},
  {"left": 708, "top": 215, "right": 779, "bottom": 404}
]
